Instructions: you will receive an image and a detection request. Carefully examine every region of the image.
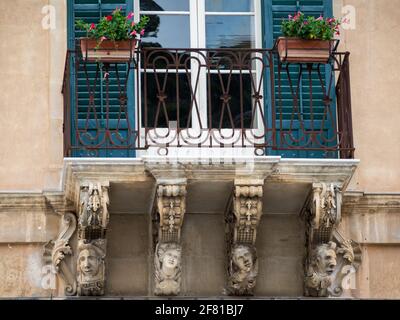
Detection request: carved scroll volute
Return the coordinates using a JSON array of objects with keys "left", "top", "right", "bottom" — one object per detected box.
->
[{"left": 43, "top": 212, "right": 77, "bottom": 296}]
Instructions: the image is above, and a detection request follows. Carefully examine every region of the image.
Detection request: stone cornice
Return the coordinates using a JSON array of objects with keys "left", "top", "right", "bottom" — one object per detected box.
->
[
  {"left": 341, "top": 192, "right": 400, "bottom": 244},
  {"left": 0, "top": 193, "right": 48, "bottom": 212},
  {"left": 343, "top": 192, "right": 400, "bottom": 213}
]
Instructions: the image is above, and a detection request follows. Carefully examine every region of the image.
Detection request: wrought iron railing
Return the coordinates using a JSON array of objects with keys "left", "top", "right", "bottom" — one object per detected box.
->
[{"left": 62, "top": 45, "right": 354, "bottom": 158}]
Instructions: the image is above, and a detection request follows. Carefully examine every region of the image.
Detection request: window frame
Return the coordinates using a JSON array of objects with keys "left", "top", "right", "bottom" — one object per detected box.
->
[{"left": 136, "top": 0, "right": 264, "bottom": 142}]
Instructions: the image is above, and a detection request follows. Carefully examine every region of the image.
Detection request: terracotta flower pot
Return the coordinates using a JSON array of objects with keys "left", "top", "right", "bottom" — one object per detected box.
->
[
  {"left": 276, "top": 37, "right": 334, "bottom": 63},
  {"left": 80, "top": 38, "right": 137, "bottom": 63}
]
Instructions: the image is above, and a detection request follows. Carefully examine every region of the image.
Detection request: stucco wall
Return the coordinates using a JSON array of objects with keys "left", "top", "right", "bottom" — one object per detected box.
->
[
  {"left": 334, "top": 0, "right": 400, "bottom": 193},
  {"left": 0, "top": 0, "right": 66, "bottom": 191}
]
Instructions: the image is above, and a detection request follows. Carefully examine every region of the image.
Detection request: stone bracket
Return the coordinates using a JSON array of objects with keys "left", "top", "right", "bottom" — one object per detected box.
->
[
  {"left": 78, "top": 182, "right": 110, "bottom": 241},
  {"left": 302, "top": 182, "right": 361, "bottom": 297},
  {"left": 156, "top": 183, "right": 187, "bottom": 244},
  {"left": 226, "top": 179, "right": 264, "bottom": 296},
  {"left": 76, "top": 181, "right": 110, "bottom": 296},
  {"left": 153, "top": 181, "right": 187, "bottom": 296}
]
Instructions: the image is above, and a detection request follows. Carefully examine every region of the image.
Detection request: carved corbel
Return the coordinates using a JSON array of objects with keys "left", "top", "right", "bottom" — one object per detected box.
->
[
  {"left": 154, "top": 183, "right": 186, "bottom": 296},
  {"left": 232, "top": 185, "right": 263, "bottom": 244},
  {"left": 156, "top": 184, "right": 186, "bottom": 243},
  {"left": 306, "top": 183, "right": 342, "bottom": 244},
  {"left": 77, "top": 182, "right": 110, "bottom": 296},
  {"left": 226, "top": 181, "right": 263, "bottom": 296},
  {"left": 303, "top": 183, "right": 361, "bottom": 297},
  {"left": 43, "top": 212, "right": 77, "bottom": 296},
  {"left": 78, "top": 182, "right": 110, "bottom": 241}
]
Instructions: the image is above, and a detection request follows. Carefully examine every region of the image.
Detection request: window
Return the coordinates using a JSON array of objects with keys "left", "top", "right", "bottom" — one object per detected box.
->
[{"left": 137, "top": 0, "right": 262, "bottom": 132}]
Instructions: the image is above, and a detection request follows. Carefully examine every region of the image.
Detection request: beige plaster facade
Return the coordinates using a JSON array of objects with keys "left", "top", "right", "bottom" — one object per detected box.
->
[{"left": 0, "top": 0, "right": 399, "bottom": 298}]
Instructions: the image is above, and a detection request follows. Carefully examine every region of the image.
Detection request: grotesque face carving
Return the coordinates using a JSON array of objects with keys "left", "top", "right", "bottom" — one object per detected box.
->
[
  {"left": 162, "top": 249, "right": 180, "bottom": 270},
  {"left": 158, "top": 244, "right": 182, "bottom": 278},
  {"left": 77, "top": 242, "right": 105, "bottom": 285},
  {"left": 155, "top": 243, "right": 182, "bottom": 296},
  {"left": 227, "top": 244, "right": 258, "bottom": 295},
  {"left": 313, "top": 242, "right": 337, "bottom": 275},
  {"left": 232, "top": 245, "right": 254, "bottom": 273},
  {"left": 79, "top": 248, "right": 100, "bottom": 277}
]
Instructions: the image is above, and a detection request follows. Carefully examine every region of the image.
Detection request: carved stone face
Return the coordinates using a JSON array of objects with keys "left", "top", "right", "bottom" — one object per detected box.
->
[
  {"left": 315, "top": 244, "right": 337, "bottom": 275},
  {"left": 79, "top": 248, "right": 100, "bottom": 277},
  {"left": 162, "top": 248, "right": 181, "bottom": 270},
  {"left": 232, "top": 246, "right": 254, "bottom": 272}
]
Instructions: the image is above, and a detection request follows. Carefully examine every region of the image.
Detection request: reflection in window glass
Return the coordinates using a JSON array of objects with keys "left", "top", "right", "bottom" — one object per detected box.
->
[
  {"left": 206, "top": 16, "right": 255, "bottom": 49},
  {"left": 140, "top": 0, "right": 189, "bottom": 12},
  {"left": 141, "top": 15, "right": 190, "bottom": 48},
  {"left": 205, "top": 0, "right": 253, "bottom": 12}
]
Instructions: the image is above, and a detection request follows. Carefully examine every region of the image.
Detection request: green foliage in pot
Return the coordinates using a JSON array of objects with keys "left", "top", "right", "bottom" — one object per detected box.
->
[
  {"left": 281, "top": 12, "right": 341, "bottom": 40},
  {"left": 75, "top": 7, "right": 149, "bottom": 43}
]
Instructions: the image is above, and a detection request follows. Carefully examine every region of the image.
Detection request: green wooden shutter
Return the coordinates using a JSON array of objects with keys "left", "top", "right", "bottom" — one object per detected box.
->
[
  {"left": 263, "top": 0, "right": 337, "bottom": 158},
  {"left": 67, "top": 0, "right": 135, "bottom": 157}
]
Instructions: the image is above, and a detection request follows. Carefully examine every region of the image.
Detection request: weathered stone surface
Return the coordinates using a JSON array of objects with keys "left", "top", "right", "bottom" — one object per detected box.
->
[
  {"left": 181, "top": 213, "right": 226, "bottom": 296},
  {"left": 255, "top": 214, "right": 305, "bottom": 297},
  {"left": 106, "top": 214, "right": 149, "bottom": 296},
  {"left": 0, "top": 244, "right": 51, "bottom": 297},
  {"left": 342, "top": 193, "right": 400, "bottom": 244},
  {"left": 0, "top": 194, "right": 59, "bottom": 243}
]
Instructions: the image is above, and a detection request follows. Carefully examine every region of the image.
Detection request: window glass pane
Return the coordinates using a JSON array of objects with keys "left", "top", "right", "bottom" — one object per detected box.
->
[
  {"left": 206, "top": 16, "right": 255, "bottom": 49},
  {"left": 140, "top": 0, "right": 189, "bottom": 11},
  {"left": 141, "top": 15, "right": 190, "bottom": 48},
  {"left": 205, "top": 0, "right": 253, "bottom": 12}
]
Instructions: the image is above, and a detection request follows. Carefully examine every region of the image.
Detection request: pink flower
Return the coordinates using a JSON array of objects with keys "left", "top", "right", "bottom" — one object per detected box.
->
[
  {"left": 89, "top": 23, "right": 96, "bottom": 30},
  {"left": 140, "top": 29, "right": 145, "bottom": 36},
  {"left": 130, "top": 30, "right": 137, "bottom": 36},
  {"left": 304, "top": 21, "right": 309, "bottom": 25},
  {"left": 342, "top": 18, "right": 349, "bottom": 24},
  {"left": 104, "top": 72, "right": 110, "bottom": 79},
  {"left": 131, "top": 21, "right": 136, "bottom": 27},
  {"left": 336, "top": 31, "right": 340, "bottom": 36},
  {"left": 127, "top": 12, "right": 134, "bottom": 20},
  {"left": 100, "top": 36, "right": 107, "bottom": 42},
  {"left": 327, "top": 18, "right": 335, "bottom": 24},
  {"left": 106, "top": 15, "right": 113, "bottom": 21},
  {"left": 317, "top": 16, "right": 324, "bottom": 21},
  {"left": 288, "top": 14, "right": 293, "bottom": 20}
]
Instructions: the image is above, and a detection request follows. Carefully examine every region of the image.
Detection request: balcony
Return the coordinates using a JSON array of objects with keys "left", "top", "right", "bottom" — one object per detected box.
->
[
  {"left": 59, "top": 44, "right": 358, "bottom": 298},
  {"left": 62, "top": 44, "right": 354, "bottom": 159}
]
